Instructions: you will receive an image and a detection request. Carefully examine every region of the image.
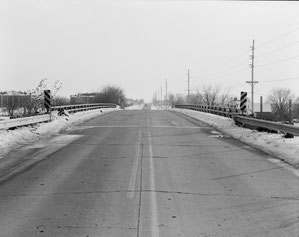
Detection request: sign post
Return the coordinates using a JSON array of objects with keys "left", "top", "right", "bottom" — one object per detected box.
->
[
  {"left": 240, "top": 91, "right": 247, "bottom": 115},
  {"left": 44, "top": 90, "right": 51, "bottom": 120}
]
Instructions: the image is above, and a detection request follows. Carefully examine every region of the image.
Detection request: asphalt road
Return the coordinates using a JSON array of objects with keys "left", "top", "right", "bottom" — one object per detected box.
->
[{"left": 0, "top": 109, "right": 298, "bottom": 237}]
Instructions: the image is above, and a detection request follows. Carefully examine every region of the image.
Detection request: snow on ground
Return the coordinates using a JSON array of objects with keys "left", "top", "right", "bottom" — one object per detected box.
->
[
  {"left": 172, "top": 108, "right": 299, "bottom": 168},
  {"left": 0, "top": 107, "right": 120, "bottom": 159},
  {"left": 125, "top": 104, "right": 144, "bottom": 110}
]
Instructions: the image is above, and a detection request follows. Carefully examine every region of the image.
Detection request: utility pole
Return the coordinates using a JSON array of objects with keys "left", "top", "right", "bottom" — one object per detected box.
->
[
  {"left": 165, "top": 78, "right": 168, "bottom": 110},
  {"left": 289, "top": 99, "right": 292, "bottom": 123},
  {"left": 187, "top": 69, "right": 190, "bottom": 103},
  {"left": 157, "top": 90, "right": 160, "bottom": 108},
  {"left": 161, "top": 86, "right": 163, "bottom": 109},
  {"left": 246, "top": 40, "right": 258, "bottom": 115}
]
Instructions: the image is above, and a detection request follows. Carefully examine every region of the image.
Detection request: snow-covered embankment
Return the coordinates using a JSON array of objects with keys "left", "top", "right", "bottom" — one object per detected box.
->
[
  {"left": 172, "top": 108, "right": 299, "bottom": 168},
  {"left": 0, "top": 108, "right": 120, "bottom": 159}
]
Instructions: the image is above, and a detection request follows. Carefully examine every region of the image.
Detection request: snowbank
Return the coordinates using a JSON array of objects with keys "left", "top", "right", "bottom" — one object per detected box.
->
[
  {"left": 0, "top": 108, "right": 119, "bottom": 159},
  {"left": 172, "top": 108, "right": 299, "bottom": 168}
]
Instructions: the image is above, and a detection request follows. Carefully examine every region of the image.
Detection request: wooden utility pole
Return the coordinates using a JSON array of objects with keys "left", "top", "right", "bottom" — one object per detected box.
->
[
  {"left": 246, "top": 40, "right": 258, "bottom": 115},
  {"left": 289, "top": 99, "right": 292, "bottom": 123},
  {"left": 187, "top": 69, "right": 190, "bottom": 103},
  {"left": 165, "top": 78, "right": 168, "bottom": 110},
  {"left": 161, "top": 86, "right": 163, "bottom": 109}
]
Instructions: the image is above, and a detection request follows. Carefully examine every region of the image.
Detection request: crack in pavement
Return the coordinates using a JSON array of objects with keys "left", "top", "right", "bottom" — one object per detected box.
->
[
  {"left": 182, "top": 149, "right": 252, "bottom": 157},
  {"left": 210, "top": 166, "right": 284, "bottom": 180},
  {"left": 2, "top": 189, "right": 298, "bottom": 201},
  {"left": 141, "top": 190, "right": 299, "bottom": 201}
]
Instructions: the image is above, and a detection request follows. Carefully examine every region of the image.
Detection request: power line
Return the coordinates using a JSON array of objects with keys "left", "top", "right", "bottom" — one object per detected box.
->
[
  {"left": 198, "top": 59, "right": 249, "bottom": 78},
  {"left": 197, "top": 67, "right": 248, "bottom": 82},
  {"left": 256, "top": 26, "right": 299, "bottom": 47},
  {"left": 257, "top": 40, "right": 299, "bottom": 57},
  {"left": 256, "top": 54, "right": 299, "bottom": 67},
  {"left": 196, "top": 49, "right": 250, "bottom": 75},
  {"left": 198, "top": 28, "right": 299, "bottom": 80},
  {"left": 254, "top": 89, "right": 268, "bottom": 97},
  {"left": 259, "top": 76, "right": 299, "bottom": 83}
]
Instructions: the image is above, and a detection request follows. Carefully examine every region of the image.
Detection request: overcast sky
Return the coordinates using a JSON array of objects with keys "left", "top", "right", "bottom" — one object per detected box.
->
[{"left": 1, "top": 0, "right": 299, "bottom": 102}]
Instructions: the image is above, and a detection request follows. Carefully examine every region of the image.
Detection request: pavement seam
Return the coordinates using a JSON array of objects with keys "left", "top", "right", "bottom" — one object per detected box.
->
[
  {"left": 2, "top": 190, "right": 298, "bottom": 201},
  {"left": 36, "top": 224, "right": 137, "bottom": 230}
]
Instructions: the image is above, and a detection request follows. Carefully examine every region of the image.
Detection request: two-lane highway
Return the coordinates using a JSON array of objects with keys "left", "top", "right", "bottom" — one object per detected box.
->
[{"left": 0, "top": 109, "right": 298, "bottom": 236}]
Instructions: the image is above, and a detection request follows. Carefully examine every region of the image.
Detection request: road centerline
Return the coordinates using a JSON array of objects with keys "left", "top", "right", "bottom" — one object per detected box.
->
[
  {"left": 147, "top": 116, "right": 160, "bottom": 237},
  {"left": 127, "top": 129, "right": 142, "bottom": 199}
]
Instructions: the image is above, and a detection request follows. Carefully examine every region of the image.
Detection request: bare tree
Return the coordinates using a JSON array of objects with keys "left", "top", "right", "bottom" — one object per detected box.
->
[
  {"left": 95, "top": 85, "right": 126, "bottom": 107},
  {"left": 5, "top": 96, "right": 19, "bottom": 117},
  {"left": 27, "top": 78, "right": 62, "bottom": 114},
  {"left": 202, "top": 84, "right": 221, "bottom": 106},
  {"left": 218, "top": 87, "right": 232, "bottom": 106},
  {"left": 293, "top": 97, "right": 299, "bottom": 119},
  {"left": 167, "top": 93, "right": 186, "bottom": 105},
  {"left": 188, "top": 88, "right": 203, "bottom": 104},
  {"left": 267, "top": 88, "right": 294, "bottom": 121}
]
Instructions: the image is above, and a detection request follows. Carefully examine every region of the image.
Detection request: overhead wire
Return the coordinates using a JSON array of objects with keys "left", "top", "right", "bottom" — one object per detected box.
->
[
  {"left": 196, "top": 49, "right": 250, "bottom": 76},
  {"left": 199, "top": 58, "right": 249, "bottom": 77},
  {"left": 259, "top": 76, "right": 299, "bottom": 83},
  {"left": 195, "top": 28, "right": 299, "bottom": 85},
  {"left": 172, "top": 26, "right": 299, "bottom": 95},
  {"left": 256, "top": 26, "right": 299, "bottom": 48},
  {"left": 256, "top": 54, "right": 299, "bottom": 67},
  {"left": 254, "top": 89, "right": 269, "bottom": 97},
  {"left": 257, "top": 40, "right": 299, "bottom": 58}
]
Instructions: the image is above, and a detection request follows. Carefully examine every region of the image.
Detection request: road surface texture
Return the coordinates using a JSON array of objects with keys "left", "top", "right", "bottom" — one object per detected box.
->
[{"left": 0, "top": 109, "right": 298, "bottom": 237}]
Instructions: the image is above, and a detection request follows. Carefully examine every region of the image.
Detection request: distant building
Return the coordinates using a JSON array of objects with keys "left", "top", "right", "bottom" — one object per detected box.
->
[
  {"left": 70, "top": 93, "right": 96, "bottom": 104},
  {"left": 0, "top": 91, "right": 31, "bottom": 108},
  {"left": 254, "top": 103, "right": 274, "bottom": 120}
]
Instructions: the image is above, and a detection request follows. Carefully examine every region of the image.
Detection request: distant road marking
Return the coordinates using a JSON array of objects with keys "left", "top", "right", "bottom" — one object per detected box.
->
[
  {"left": 147, "top": 118, "right": 160, "bottom": 237},
  {"left": 80, "top": 125, "right": 140, "bottom": 128},
  {"left": 127, "top": 129, "right": 142, "bottom": 199},
  {"left": 80, "top": 125, "right": 207, "bottom": 129},
  {"left": 151, "top": 126, "right": 207, "bottom": 129}
]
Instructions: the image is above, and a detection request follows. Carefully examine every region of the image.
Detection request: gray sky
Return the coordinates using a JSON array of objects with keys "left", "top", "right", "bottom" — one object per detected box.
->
[{"left": 1, "top": 0, "right": 299, "bottom": 102}]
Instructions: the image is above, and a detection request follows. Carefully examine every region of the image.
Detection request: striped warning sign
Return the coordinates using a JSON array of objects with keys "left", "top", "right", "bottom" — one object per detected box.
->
[
  {"left": 44, "top": 90, "right": 51, "bottom": 113},
  {"left": 240, "top": 91, "right": 247, "bottom": 111}
]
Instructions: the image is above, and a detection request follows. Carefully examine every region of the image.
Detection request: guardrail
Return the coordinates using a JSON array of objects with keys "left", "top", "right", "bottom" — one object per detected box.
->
[
  {"left": 0, "top": 103, "right": 117, "bottom": 130},
  {"left": 234, "top": 116, "right": 299, "bottom": 136},
  {"left": 175, "top": 104, "right": 241, "bottom": 118},
  {"left": 0, "top": 114, "right": 51, "bottom": 130},
  {"left": 174, "top": 104, "right": 299, "bottom": 136},
  {"left": 52, "top": 103, "right": 116, "bottom": 113}
]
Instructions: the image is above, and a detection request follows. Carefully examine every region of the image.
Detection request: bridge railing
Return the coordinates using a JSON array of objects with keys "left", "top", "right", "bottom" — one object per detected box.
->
[
  {"left": 174, "top": 104, "right": 299, "bottom": 136},
  {"left": 0, "top": 103, "right": 117, "bottom": 130}
]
